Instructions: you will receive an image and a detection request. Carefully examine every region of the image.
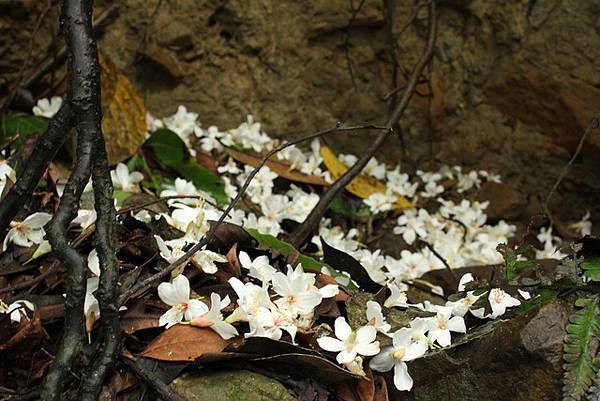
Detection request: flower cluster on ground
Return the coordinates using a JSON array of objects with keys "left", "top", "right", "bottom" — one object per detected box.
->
[{"left": 0, "top": 99, "right": 595, "bottom": 393}]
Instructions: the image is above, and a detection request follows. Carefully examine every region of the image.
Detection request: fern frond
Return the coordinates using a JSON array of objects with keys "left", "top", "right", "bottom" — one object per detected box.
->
[{"left": 563, "top": 296, "right": 600, "bottom": 401}]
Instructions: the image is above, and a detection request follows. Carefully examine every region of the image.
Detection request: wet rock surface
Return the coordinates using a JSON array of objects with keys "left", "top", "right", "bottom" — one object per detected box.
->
[{"left": 396, "top": 300, "right": 571, "bottom": 401}]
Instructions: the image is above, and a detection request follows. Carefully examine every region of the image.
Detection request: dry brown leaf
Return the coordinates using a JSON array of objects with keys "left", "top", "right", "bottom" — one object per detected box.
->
[
  {"left": 99, "top": 52, "right": 147, "bottom": 165},
  {"left": 141, "top": 325, "right": 228, "bottom": 362},
  {"left": 373, "top": 375, "right": 389, "bottom": 401},
  {"left": 225, "top": 243, "right": 242, "bottom": 278},
  {"left": 320, "top": 145, "right": 412, "bottom": 210},
  {"left": 227, "top": 147, "right": 328, "bottom": 186}
]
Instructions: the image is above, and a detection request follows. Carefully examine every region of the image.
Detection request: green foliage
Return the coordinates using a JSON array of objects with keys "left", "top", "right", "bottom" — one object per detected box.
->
[
  {"left": 581, "top": 257, "right": 600, "bottom": 282},
  {"left": 245, "top": 228, "right": 355, "bottom": 287},
  {"left": 328, "top": 195, "right": 369, "bottom": 220},
  {"left": 145, "top": 129, "right": 227, "bottom": 205},
  {"left": 246, "top": 228, "right": 324, "bottom": 271},
  {"left": 497, "top": 243, "right": 539, "bottom": 283},
  {"left": 0, "top": 114, "right": 48, "bottom": 148},
  {"left": 563, "top": 296, "right": 600, "bottom": 401}
]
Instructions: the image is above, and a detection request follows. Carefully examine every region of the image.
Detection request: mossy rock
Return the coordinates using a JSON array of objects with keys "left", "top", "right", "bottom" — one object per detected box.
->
[{"left": 171, "top": 369, "right": 297, "bottom": 401}]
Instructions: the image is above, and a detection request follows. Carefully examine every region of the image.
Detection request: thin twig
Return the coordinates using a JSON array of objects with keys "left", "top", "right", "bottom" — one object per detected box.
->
[
  {"left": 1, "top": 4, "right": 118, "bottom": 109},
  {"left": 117, "top": 123, "right": 388, "bottom": 306},
  {"left": 343, "top": 0, "right": 367, "bottom": 92},
  {"left": 289, "top": 0, "right": 438, "bottom": 248},
  {"left": 417, "top": 238, "right": 458, "bottom": 286},
  {"left": 543, "top": 116, "right": 600, "bottom": 219},
  {"left": 0, "top": 268, "right": 56, "bottom": 296},
  {"left": 122, "top": 357, "right": 187, "bottom": 401}
]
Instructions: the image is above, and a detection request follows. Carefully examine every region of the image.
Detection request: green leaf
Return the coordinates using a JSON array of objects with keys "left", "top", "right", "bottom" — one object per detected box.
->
[
  {"left": 328, "top": 195, "right": 369, "bottom": 220},
  {"left": 581, "top": 257, "right": 600, "bottom": 282},
  {"left": 0, "top": 114, "right": 48, "bottom": 147},
  {"left": 146, "top": 129, "right": 227, "bottom": 205},
  {"left": 562, "top": 296, "right": 600, "bottom": 401},
  {"left": 246, "top": 228, "right": 324, "bottom": 271},
  {"left": 497, "top": 243, "right": 538, "bottom": 282},
  {"left": 246, "top": 228, "right": 356, "bottom": 288}
]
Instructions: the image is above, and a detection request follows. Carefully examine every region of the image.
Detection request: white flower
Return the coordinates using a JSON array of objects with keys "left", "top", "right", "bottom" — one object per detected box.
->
[
  {"left": 446, "top": 284, "right": 480, "bottom": 317},
  {"left": 3, "top": 212, "right": 52, "bottom": 251},
  {"left": 110, "top": 163, "right": 143, "bottom": 192},
  {"left": 364, "top": 192, "right": 396, "bottom": 214},
  {"left": 246, "top": 307, "right": 297, "bottom": 342},
  {"left": 317, "top": 316, "right": 380, "bottom": 364},
  {"left": 571, "top": 211, "right": 592, "bottom": 237},
  {"left": 0, "top": 162, "right": 16, "bottom": 196},
  {"left": 488, "top": 288, "right": 520, "bottom": 319},
  {"left": 217, "top": 157, "right": 242, "bottom": 175},
  {"left": 384, "top": 282, "right": 409, "bottom": 308},
  {"left": 84, "top": 277, "right": 100, "bottom": 332},
  {"left": 456, "top": 170, "right": 481, "bottom": 193},
  {"left": 160, "top": 178, "right": 200, "bottom": 205},
  {"left": 155, "top": 235, "right": 187, "bottom": 265},
  {"left": 226, "top": 277, "right": 275, "bottom": 323},
  {"left": 87, "top": 249, "right": 100, "bottom": 276},
  {"left": 227, "top": 115, "right": 273, "bottom": 153},
  {"left": 353, "top": 249, "right": 387, "bottom": 284},
  {"left": 32, "top": 96, "right": 62, "bottom": 118},
  {"left": 369, "top": 327, "right": 428, "bottom": 391},
  {"left": 163, "top": 105, "right": 198, "bottom": 141},
  {"left": 146, "top": 111, "right": 164, "bottom": 132},
  {"left": 272, "top": 265, "right": 323, "bottom": 315},
  {"left": 238, "top": 251, "right": 276, "bottom": 284},
  {"left": 386, "top": 169, "right": 418, "bottom": 198},
  {"left": 157, "top": 275, "right": 209, "bottom": 328},
  {"left": 73, "top": 209, "right": 97, "bottom": 230},
  {"left": 394, "top": 209, "right": 427, "bottom": 245},
  {"left": 366, "top": 301, "right": 391, "bottom": 334},
  {"left": 5, "top": 300, "right": 35, "bottom": 324},
  {"left": 427, "top": 306, "right": 466, "bottom": 346},
  {"left": 535, "top": 241, "right": 567, "bottom": 260},
  {"left": 420, "top": 180, "right": 444, "bottom": 198},
  {"left": 196, "top": 126, "right": 224, "bottom": 153},
  {"left": 191, "top": 249, "right": 227, "bottom": 274},
  {"left": 389, "top": 250, "right": 430, "bottom": 280},
  {"left": 190, "top": 292, "right": 238, "bottom": 339}
]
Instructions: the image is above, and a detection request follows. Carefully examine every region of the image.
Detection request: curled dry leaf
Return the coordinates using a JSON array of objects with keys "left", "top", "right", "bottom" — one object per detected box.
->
[
  {"left": 337, "top": 366, "right": 375, "bottom": 401},
  {"left": 320, "top": 145, "right": 412, "bottom": 210},
  {"left": 141, "top": 325, "right": 228, "bottom": 362},
  {"left": 321, "top": 237, "right": 381, "bottom": 293},
  {"left": 225, "top": 243, "right": 242, "bottom": 278}
]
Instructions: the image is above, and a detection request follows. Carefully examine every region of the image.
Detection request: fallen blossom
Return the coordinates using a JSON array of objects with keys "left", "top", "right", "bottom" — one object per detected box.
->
[{"left": 317, "top": 316, "right": 380, "bottom": 364}]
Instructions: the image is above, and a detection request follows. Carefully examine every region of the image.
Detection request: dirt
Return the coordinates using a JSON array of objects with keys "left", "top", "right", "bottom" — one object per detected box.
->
[{"left": 1, "top": 0, "right": 599, "bottom": 233}]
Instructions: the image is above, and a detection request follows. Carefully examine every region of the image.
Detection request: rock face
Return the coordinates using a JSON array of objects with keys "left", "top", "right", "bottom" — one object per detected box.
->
[
  {"left": 396, "top": 300, "right": 570, "bottom": 401},
  {"left": 1, "top": 0, "right": 599, "bottom": 226}
]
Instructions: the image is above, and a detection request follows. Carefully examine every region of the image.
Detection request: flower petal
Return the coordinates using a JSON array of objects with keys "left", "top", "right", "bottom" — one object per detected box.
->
[
  {"left": 393, "top": 361, "right": 413, "bottom": 391},
  {"left": 157, "top": 282, "right": 178, "bottom": 306},
  {"left": 334, "top": 316, "right": 352, "bottom": 341},
  {"left": 172, "top": 275, "right": 190, "bottom": 303},
  {"left": 369, "top": 347, "right": 395, "bottom": 372},
  {"left": 317, "top": 336, "right": 344, "bottom": 352}
]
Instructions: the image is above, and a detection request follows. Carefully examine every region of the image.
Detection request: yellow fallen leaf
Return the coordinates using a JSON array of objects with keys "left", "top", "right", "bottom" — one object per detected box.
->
[
  {"left": 99, "top": 52, "right": 147, "bottom": 165},
  {"left": 320, "top": 145, "right": 412, "bottom": 210}
]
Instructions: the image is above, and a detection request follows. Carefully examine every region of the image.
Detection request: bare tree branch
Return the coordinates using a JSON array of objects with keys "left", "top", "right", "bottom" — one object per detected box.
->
[{"left": 289, "top": 0, "right": 438, "bottom": 248}]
